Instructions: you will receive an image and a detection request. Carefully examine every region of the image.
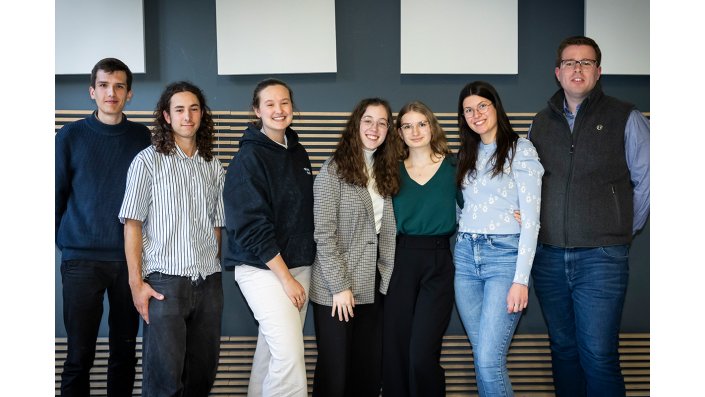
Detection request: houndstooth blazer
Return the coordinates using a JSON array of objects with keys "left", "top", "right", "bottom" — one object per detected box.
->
[{"left": 309, "top": 159, "right": 396, "bottom": 306}]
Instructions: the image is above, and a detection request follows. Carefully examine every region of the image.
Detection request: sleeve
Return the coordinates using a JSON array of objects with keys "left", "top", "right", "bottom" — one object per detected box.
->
[
  {"left": 211, "top": 159, "right": 226, "bottom": 228},
  {"left": 313, "top": 162, "right": 351, "bottom": 295},
  {"left": 118, "top": 151, "right": 152, "bottom": 224},
  {"left": 511, "top": 139, "right": 544, "bottom": 285},
  {"left": 55, "top": 128, "right": 71, "bottom": 240},
  {"left": 223, "top": 150, "right": 281, "bottom": 264},
  {"left": 625, "top": 110, "right": 650, "bottom": 233}
]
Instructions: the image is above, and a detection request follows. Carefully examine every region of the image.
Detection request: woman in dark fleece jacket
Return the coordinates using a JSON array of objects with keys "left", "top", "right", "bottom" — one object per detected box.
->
[{"left": 223, "top": 78, "right": 315, "bottom": 397}]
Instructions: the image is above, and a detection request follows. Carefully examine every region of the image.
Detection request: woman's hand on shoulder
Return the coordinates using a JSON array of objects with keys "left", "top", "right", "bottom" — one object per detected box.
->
[{"left": 331, "top": 289, "right": 355, "bottom": 322}]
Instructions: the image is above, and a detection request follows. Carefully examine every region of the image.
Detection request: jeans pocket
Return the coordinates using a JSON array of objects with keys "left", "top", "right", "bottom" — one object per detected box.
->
[
  {"left": 487, "top": 234, "right": 520, "bottom": 251},
  {"left": 598, "top": 244, "right": 630, "bottom": 259}
]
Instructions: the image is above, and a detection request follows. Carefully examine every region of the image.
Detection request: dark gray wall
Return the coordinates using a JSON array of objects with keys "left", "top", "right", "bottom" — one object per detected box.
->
[{"left": 55, "top": 0, "right": 649, "bottom": 337}]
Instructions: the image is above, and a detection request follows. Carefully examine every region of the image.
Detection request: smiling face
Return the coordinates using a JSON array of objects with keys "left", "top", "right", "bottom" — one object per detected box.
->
[
  {"left": 462, "top": 95, "right": 497, "bottom": 144},
  {"left": 254, "top": 84, "right": 293, "bottom": 136},
  {"left": 555, "top": 44, "right": 602, "bottom": 106},
  {"left": 398, "top": 111, "right": 432, "bottom": 149},
  {"left": 89, "top": 69, "right": 132, "bottom": 124},
  {"left": 358, "top": 104, "right": 389, "bottom": 151},
  {"left": 163, "top": 91, "right": 202, "bottom": 146}
]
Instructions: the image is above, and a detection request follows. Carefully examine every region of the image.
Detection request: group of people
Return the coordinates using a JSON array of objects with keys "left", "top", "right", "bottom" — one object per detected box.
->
[{"left": 56, "top": 35, "right": 649, "bottom": 397}]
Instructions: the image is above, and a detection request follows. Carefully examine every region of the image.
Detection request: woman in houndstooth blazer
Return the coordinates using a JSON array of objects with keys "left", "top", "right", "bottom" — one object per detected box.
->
[{"left": 309, "top": 98, "right": 401, "bottom": 397}]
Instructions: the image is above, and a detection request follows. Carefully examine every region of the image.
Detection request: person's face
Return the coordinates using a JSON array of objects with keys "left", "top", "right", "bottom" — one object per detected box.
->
[
  {"left": 462, "top": 95, "right": 497, "bottom": 143},
  {"left": 555, "top": 44, "right": 602, "bottom": 103},
  {"left": 163, "top": 91, "right": 202, "bottom": 144},
  {"left": 254, "top": 84, "right": 293, "bottom": 135},
  {"left": 399, "top": 111, "right": 432, "bottom": 149},
  {"left": 358, "top": 104, "right": 389, "bottom": 151},
  {"left": 89, "top": 70, "right": 132, "bottom": 121}
]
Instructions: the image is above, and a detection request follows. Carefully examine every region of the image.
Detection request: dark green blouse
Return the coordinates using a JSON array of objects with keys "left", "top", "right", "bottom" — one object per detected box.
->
[{"left": 393, "top": 156, "right": 459, "bottom": 236}]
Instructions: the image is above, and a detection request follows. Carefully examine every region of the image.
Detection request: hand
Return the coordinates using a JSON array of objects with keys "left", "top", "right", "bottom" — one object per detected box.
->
[
  {"left": 513, "top": 210, "right": 522, "bottom": 226},
  {"left": 331, "top": 289, "right": 355, "bottom": 322},
  {"left": 129, "top": 280, "right": 165, "bottom": 324},
  {"left": 506, "top": 283, "right": 528, "bottom": 314},
  {"left": 282, "top": 276, "right": 307, "bottom": 311}
]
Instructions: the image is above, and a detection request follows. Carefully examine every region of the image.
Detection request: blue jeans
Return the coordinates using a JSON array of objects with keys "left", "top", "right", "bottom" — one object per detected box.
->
[
  {"left": 532, "top": 243, "right": 629, "bottom": 397},
  {"left": 60, "top": 260, "right": 139, "bottom": 397},
  {"left": 454, "top": 233, "right": 521, "bottom": 397},
  {"left": 141, "top": 272, "right": 224, "bottom": 397}
]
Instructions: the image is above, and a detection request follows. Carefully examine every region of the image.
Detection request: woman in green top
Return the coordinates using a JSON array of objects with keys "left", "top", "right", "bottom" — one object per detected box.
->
[{"left": 382, "top": 101, "right": 459, "bottom": 397}]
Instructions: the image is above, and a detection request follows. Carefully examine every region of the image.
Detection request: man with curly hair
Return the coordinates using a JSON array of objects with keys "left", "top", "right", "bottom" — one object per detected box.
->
[
  {"left": 56, "top": 57, "right": 151, "bottom": 396},
  {"left": 119, "top": 81, "right": 225, "bottom": 396}
]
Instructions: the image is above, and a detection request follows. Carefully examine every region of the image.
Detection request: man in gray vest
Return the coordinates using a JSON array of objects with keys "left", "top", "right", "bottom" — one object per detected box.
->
[{"left": 528, "top": 36, "right": 649, "bottom": 397}]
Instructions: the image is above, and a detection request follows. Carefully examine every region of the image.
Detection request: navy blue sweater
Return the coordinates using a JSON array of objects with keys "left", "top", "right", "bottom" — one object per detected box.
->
[
  {"left": 223, "top": 124, "right": 315, "bottom": 270},
  {"left": 55, "top": 112, "right": 151, "bottom": 261}
]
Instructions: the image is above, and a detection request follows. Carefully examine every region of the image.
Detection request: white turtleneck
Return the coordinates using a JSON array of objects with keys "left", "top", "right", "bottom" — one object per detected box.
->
[{"left": 364, "top": 148, "right": 384, "bottom": 233}]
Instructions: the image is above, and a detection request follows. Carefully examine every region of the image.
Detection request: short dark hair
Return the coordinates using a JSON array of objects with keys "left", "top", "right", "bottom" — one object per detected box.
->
[
  {"left": 250, "top": 78, "right": 296, "bottom": 129},
  {"left": 152, "top": 81, "right": 216, "bottom": 161},
  {"left": 91, "top": 58, "right": 133, "bottom": 91},
  {"left": 555, "top": 36, "right": 602, "bottom": 68}
]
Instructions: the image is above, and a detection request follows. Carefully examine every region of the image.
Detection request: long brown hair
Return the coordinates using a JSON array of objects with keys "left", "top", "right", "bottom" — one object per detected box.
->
[
  {"left": 395, "top": 101, "right": 450, "bottom": 160},
  {"left": 455, "top": 81, "right": 518, "bottom": 188},
  {"left": 152, "top": 81, "right": 216, "bottom": 161},
  {"left": 332, "top": 98, "right": 400, "bottom": 197}
]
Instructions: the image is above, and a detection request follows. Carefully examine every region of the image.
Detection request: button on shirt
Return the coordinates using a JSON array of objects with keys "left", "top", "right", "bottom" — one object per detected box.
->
[{"left": 119, "top": 145, "right": 225, "bottom": 280}]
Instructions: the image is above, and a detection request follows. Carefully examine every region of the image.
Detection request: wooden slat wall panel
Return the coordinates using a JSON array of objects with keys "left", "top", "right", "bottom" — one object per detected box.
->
[
  {"left": 55, "top": 110, "right": 541, "bottom": 172},
  {"left": 55, "top": 333, "right": 649, "bottom": 396},
  {"left": 54, "top": 110, "right": 650, "bottom": 172}
]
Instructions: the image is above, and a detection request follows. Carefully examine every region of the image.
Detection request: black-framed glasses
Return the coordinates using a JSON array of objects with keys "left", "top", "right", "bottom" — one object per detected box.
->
[
  {"left": 462, "top": 102, "right": 493, "bottom": 118},
  {"left": 560, "top": 59, "right": 598, "bottom": 69}
]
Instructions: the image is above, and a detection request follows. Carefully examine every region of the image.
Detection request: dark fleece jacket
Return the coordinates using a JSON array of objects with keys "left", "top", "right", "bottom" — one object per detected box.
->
[{"left": 223, "top": 123, "right": 315, "bottom": 270}]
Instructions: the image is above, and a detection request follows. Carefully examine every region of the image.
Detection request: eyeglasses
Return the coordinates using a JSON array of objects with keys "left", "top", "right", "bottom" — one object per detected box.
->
[
  {"left": 360, "top": 116, "right": 389, "bottom": 130},
  {"left": 462, "top": 102, "right": 493, "bottom": 118},
  {"left": 400, "top": 120, "right": 430, "bottom": 132},
  {"left": 560, "top": 59, "right": 598, "bottom": 69}
]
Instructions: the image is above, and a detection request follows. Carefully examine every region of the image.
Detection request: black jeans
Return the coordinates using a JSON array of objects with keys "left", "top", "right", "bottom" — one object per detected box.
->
[
  {"left": 141, "top": 272, "right": 224, "bottom": 397},
  {"left": 60, "top": 260, "right": 139, "bottom": 397}
]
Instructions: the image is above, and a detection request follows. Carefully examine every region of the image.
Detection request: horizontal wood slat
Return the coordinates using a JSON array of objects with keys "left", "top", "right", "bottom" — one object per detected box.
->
[
  {"left": 55, "top": 333, "right": 649, "bottom": 396},
  {"left": 55, "top": 110, "right": 649, "bottom": 172},
  {"left": 55, "top": 110, "right": 539, "bottom": 172}
]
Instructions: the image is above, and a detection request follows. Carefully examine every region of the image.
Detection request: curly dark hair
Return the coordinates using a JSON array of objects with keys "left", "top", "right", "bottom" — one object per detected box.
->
[
  {"left": 152, "top": 81, "right": 216, "bottom": 161},
  {"left": 331, "top": 98, "right": 401, "bottom": 197},
  {"left": 455, "top": 81, "right": 518, "bottom": 188}
]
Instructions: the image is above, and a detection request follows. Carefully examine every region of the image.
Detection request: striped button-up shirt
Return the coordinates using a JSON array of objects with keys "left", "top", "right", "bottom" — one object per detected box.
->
[{"left": 119, "top": 145, "right": 225, "bottom": 280}]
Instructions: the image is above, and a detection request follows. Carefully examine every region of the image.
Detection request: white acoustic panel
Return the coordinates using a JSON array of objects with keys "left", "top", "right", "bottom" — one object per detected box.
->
[
  {"left": 586, "top": 0, "right": 649, "bottom": 75},
  {"left": 216, "top": 0, "right": 337, "bottom": 75},
  {"left": 55, "top": 0, "right": 145, "bottom": 75},
  {"left": 401, "top": 0, "right": 517, "bottom": 74}
]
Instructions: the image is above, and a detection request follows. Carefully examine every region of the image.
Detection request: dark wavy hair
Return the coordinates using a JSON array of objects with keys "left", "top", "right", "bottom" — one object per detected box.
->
[
  {"left": 250, "top": 78, "right": 297, "bottom": 129},
  {"left": 455, "top": 81, "right": 518, "bottom": 188},
  {"left": 395, "top": 101, "right": 450, "bottom": 160},
  {"left": 331, "top": 98, "right": 401, "bottom": 197},
  {"left": 91, "top": 58, "right": 133, "bottom": 91},
  {"left": 152, "top": 81, "right": 216, "bottom": 161}
]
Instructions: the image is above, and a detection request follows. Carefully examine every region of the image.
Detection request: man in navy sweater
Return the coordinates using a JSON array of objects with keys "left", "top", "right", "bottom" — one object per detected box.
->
[{"left": 55, "top": 58, "right": 151, "bottom": 396}]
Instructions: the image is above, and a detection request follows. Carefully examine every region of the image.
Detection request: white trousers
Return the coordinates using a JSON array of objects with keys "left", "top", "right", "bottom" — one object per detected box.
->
[{"left": 234, "top": 265, "right": 311, "bottom": 397}]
